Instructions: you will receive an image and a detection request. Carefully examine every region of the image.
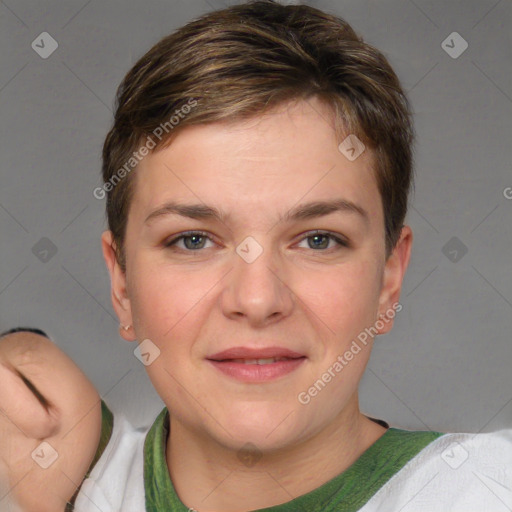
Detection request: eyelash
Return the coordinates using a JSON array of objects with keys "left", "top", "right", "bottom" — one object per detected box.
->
[{"left": 164, "top": 230, "right": 349, "bottom": 252}]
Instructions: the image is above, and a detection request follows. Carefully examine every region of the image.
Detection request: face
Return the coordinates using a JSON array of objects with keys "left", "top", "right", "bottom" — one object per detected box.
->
[{"left": 102, "top": 98, "right": 412, "bottom": 453}]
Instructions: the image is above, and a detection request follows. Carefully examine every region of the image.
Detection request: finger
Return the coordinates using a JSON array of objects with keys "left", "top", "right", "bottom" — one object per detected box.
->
[{"left": 0, "top": 361, "right": 59, "bottom": 440}]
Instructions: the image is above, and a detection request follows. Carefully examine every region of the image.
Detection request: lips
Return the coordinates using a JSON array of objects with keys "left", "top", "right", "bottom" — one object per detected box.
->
[
  {"left": 206, "top": 346, "right": 306, "bottom": 382},
  {"left": 228, "top": 357, "right": 291, "bottom": 365},
  {"left": 207, "top": 346, "right": 306, "bottom": 362}
]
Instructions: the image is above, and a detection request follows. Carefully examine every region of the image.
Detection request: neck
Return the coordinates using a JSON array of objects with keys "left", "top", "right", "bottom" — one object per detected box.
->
[{"left": 166, "top": 398, "right": 387, "bottom": 512}]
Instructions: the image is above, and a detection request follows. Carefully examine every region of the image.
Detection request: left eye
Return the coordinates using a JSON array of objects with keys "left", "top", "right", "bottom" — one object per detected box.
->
[{"left": 296, "top": 231, "right": 348, "bottom": 250}]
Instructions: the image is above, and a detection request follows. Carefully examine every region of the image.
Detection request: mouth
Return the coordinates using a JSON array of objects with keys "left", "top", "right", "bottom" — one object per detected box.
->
[
  {"left": 225, "top": 357, "right": 299, "bottom": 365},
  {"left": 206, "top": 347, "right": 306, "bottom": 382}
]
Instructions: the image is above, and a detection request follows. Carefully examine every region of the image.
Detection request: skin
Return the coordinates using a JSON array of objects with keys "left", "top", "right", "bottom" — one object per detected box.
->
[
  {"left": 0, "top": 332, "right": 101, "bottom": 512},
  {"left": 102, "top": 97, "right": 413, "bottom": 511}
]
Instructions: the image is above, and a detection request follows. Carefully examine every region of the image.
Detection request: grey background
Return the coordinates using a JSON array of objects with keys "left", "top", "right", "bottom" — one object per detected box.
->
[{"left": 0, "top": 0, "right": 510, "bottom": 434}]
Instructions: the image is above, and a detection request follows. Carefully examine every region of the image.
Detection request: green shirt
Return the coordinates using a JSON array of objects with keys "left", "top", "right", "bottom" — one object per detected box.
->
[{"left": 144, "top": 407, "right": 443, "bottom": 512}]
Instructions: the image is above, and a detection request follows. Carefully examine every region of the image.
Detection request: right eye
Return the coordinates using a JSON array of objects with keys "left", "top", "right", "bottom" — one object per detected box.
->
[{"left": 164, "top": 231, "right": 215, "bottom": 251}]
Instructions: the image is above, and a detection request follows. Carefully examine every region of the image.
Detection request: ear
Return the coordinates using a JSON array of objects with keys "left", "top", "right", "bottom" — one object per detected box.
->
[
  {"left": 376, "top": 225, "right": 413, "bottom": 335},
  {"left": 101, "top": 230, "right": 136, "bottom": 342}
]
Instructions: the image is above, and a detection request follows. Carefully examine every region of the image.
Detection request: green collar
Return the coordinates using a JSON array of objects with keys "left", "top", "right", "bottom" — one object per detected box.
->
[{"left": 144, "top": 408, "right": 444, "bottom": 512}]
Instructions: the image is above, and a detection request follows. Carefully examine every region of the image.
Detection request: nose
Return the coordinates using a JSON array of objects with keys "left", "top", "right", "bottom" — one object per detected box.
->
[{"left": 220, "top": 239, "right": 294, "bottom": 327}]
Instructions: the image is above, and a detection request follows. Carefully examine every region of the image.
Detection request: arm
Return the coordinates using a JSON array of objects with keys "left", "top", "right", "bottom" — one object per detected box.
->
[{"left": 0, "top": 329, "right": 102, "bottom": 512}]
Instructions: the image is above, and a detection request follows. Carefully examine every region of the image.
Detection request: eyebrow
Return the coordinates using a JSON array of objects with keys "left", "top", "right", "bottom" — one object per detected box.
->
[{"left": 144, "top": 199, "right": 369, "bottom": 226}]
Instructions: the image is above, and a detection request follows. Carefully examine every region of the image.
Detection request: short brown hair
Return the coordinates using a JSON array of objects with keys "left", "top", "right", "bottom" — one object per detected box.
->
[{"left": 102, "top": 0, "right": 414, "bottom": 272}]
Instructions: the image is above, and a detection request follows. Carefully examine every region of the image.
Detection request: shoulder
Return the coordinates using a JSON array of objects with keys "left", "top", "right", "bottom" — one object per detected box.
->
[
  {"left": 73, "top": 404, "right": 156, "bottom": 512},
  {"left": 417, "top": 428, "right": 512, "bottom": 474},
  {"left": 361, "top": 428, "right": 512, "bottom": 512}
]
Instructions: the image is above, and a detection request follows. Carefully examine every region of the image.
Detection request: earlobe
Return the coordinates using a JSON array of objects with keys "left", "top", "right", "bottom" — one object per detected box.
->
[
  {"left": 376, "top": 226, "right": 413, "bottom": 335},
  {"left": 100, "top": 231, "right": 136, "bottom": 341}
]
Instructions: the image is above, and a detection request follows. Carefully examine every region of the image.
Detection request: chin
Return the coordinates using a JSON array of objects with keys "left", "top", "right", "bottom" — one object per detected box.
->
[
  {"left": 212, "top": 406, "right": 306, "bottom": 452},
  {"left": 218, "top": 427, "right": 298, "bottom": 455}
]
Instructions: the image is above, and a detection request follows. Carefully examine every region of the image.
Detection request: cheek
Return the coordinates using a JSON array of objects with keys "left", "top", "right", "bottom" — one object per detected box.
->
[
  {"left": 297, "top": 258, "right": 382, "bottom": 341},
  {"left": 128, "top": 260, "right": 220, "bottom": 341},
  {"left": 126, "top": 263, "right": 213, "bottom": 403}
]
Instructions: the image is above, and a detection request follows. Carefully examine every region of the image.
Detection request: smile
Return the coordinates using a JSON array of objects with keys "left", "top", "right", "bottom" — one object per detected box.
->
[{"left": 207, "top": 356, "right": 306, "bottom": 382}]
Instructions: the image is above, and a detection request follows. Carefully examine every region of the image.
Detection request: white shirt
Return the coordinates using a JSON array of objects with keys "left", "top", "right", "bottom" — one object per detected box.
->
[{"left": 73, "top": 406, "right": 512, "bottom": 512}]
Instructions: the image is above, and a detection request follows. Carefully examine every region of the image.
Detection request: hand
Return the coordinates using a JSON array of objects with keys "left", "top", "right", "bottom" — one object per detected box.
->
[{"left": 0, "top": 331, "right": 102, "bottom": 512}]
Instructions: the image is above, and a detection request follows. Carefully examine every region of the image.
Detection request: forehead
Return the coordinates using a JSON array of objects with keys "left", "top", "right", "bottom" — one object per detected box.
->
[{"left": 130, "top": 98, "right": 382, "bottom": 228}]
